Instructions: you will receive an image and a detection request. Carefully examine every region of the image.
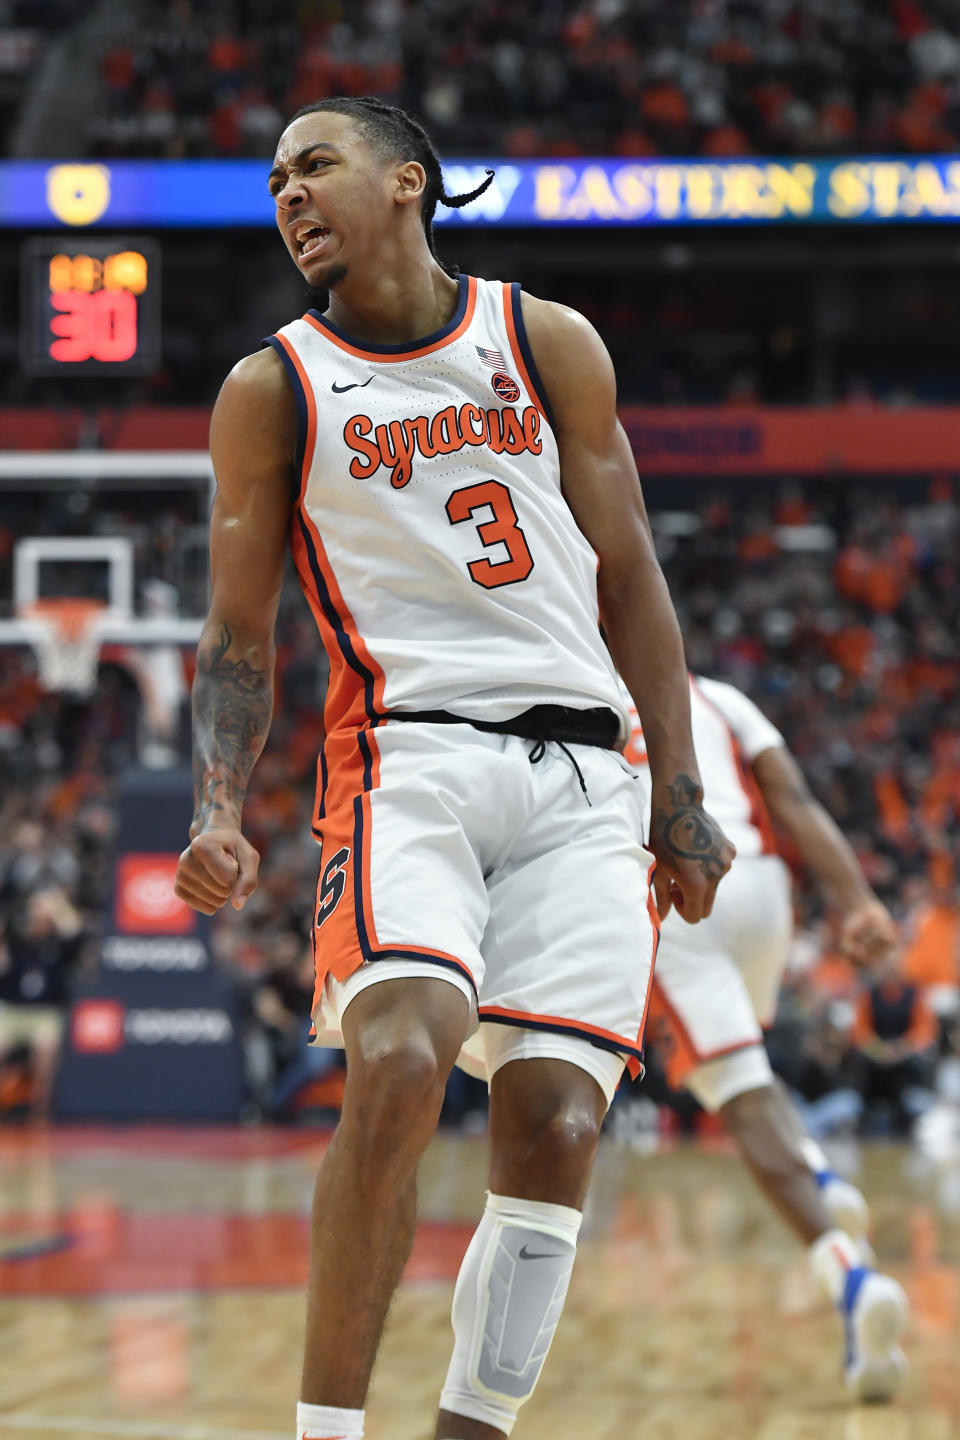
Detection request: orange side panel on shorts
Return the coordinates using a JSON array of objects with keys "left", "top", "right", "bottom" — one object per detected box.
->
[
  {"left": 311, "top": 725, "right": 477, "bottom": 1010},
  {"left": 648, "top": 979, "right": 762, "bottom": 1092},
  {"left": 310, "top": 729, "right": 379, "bottom": 1006},
  {"left": 647, "top": 980, "right": 703, "bottom": 1091}
]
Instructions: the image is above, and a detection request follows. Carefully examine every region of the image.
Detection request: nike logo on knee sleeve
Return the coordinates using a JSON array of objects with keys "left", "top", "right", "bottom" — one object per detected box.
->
[{"left": 518, "top": 1244, "right": 564, "bottom": 1260}]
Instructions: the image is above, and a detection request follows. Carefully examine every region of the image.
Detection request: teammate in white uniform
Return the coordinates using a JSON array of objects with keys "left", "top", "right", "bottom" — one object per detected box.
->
[
  {"left": 174, "top": 97, "right": 733, "bottom": 1440},
  {"left": 624, "top": 675, "right": 910, "bottom": 1401}
]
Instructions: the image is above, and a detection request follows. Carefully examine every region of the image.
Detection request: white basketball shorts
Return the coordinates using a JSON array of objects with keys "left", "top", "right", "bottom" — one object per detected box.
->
[
  {"left": 647, "top": 854, "right": 793, "bottom": 1108},
  {"left": 310, "top": 717, "right": 659, "bottom": 1087}
]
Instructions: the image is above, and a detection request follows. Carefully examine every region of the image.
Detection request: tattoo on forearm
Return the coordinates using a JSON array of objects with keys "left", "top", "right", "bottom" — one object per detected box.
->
[
  {"left": 652, "top": 772, "right": 728, "bottom": 881},
  {"left": 192, "top": 622, "right": 272, "bottom": 830}
]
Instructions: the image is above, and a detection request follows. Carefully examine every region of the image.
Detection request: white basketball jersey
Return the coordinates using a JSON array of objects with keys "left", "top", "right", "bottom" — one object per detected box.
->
[
  {"left": 621, "top": 673, "right": 783, "bottom": 858},
  {"left": 267, "top": 275, "right": 628, "bottom": 740}
]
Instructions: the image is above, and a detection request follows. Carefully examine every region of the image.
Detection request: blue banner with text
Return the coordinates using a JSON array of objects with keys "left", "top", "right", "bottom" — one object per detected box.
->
[{"left": 4, "top": 156, "right": 960, "bottom": 229}]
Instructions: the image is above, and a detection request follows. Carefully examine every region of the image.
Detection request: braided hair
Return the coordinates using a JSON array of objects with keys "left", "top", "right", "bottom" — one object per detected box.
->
[{"left": 289, "top": 96, "right": 494, "bottom": 278}]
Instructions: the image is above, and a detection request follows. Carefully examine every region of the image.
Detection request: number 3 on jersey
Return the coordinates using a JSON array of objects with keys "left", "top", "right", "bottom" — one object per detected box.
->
[{"left": 446, "top": 480, "right": 534, "bottom": 589}]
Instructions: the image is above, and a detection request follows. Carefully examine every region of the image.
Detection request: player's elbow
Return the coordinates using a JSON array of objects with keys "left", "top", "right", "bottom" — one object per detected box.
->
[
  {"left": 761, "top": 791, "right": 817, "bottom": 841},
  {"left": 596, "top": 542, "right": 664, "bottom": 616}
]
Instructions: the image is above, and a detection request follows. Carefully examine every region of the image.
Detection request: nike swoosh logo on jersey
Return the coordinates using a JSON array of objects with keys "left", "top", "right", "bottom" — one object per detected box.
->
[
  {"left": 331, "top": 376, "right": 374, "bottom": 393},
  {"left": 518, "top": 1244, "right": 564, "bottom": 1260}
]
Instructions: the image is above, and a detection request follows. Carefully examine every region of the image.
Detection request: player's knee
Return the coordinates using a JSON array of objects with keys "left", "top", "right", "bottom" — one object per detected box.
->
[
  {"left": 722, "top": 1085, "right": 804, "bottom": 1178},
  {"left": 345, "top": 1033, "right": 448, "bottom": 1158},
  {"left": 721, "top": 1083, "right": 776, "bottom": 1136},
  {"left": 534, "top": 1101, "right": 602, "bottom": 1175},
  {"left": 496, "top": 1084, "right": 603, "bottom": 1196}
]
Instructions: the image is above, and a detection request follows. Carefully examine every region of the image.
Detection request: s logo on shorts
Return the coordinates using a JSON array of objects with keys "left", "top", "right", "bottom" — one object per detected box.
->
[
  {"left": 491, "top": 372, "right": 521, "bottom": 403},
  {"left": 317, "top": 846, "right": 350, "bottom": 928}
]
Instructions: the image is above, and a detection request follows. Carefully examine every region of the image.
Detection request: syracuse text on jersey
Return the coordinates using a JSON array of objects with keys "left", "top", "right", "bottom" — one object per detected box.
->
[{"left": 343, "top": 400, "right": 543, "bottom": 489}]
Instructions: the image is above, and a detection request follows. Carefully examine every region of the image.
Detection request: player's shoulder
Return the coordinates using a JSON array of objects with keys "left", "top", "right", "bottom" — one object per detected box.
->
[
  {"left": 220, "top": 345, "right": 292, "bottom": 403},
  {"left": 693, "top": 674, "right": 784, "bottom": 746},
  {"left": 211, "top": 346, "right": 298, "bottom": 467},
  {"left": 516, "top": 291, "right": 614, "bottom": 409},
  {"left": 518, "top": 291, "right": 607, "bottom": 358},
  {"left": 215, "top": 346, "right": 298, "bottom": 429},
  {"left": 692, "top": 673, "right": 743, "bottom": 709},
  {"left": 693, "top": 673, "right": 761, "bottom": 718}
]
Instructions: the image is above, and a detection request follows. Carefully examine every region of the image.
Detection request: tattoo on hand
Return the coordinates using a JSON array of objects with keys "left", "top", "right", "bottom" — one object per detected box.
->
[
  {"left": 192, "top": 622, "right": 272, "bottom": 830},
  {"left": 653, "top": 773, "right": 728, "bottom": 881}
]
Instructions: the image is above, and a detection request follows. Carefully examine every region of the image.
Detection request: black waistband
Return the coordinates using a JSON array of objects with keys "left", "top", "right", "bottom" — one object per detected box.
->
[{"left": 385, "top": 703, "right": 620, "bottom": 750}]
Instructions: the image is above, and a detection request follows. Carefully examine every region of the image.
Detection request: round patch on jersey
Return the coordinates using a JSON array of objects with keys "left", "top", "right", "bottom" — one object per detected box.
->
[{"left": 491, "top": 372, "right": 521, "bottom": 403}]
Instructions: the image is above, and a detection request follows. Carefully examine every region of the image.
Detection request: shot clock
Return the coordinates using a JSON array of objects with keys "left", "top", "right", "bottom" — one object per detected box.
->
[{"left": 20, "top": 237, "right": 160, "bottom": 376}]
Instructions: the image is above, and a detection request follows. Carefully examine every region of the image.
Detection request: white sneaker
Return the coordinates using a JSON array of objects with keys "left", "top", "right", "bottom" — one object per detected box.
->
[{"left": 841, "top": 1267, "right": 909, "bottom": 1403}]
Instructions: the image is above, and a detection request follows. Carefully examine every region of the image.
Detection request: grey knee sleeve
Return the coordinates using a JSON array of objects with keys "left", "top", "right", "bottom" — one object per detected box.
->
[{"left": 440, "top": 1192, "right": 581, "bottom": 1434}]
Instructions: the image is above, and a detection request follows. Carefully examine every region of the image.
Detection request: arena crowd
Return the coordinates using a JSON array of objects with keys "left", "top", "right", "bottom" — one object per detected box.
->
[{"left": 78, "top": 0, "right": 960, "bottom": 162}]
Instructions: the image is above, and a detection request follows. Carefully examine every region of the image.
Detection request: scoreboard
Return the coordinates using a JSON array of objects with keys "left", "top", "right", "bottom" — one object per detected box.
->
[{"left": 20, "top": 237, "right": 160, "bottom": 376}]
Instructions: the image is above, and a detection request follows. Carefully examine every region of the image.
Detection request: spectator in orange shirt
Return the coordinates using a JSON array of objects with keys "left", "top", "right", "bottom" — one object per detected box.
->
[
  {"left": 853, "top": 952, "right": 938, "bottom": 1135},
  {"left": 902, "top": 867, "right": 960, "bottom": 1023}
]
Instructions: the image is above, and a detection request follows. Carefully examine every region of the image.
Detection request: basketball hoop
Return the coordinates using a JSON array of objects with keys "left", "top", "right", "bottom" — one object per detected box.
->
[{"left": 22, "top": 598, "right": 105, "bottom": 697}]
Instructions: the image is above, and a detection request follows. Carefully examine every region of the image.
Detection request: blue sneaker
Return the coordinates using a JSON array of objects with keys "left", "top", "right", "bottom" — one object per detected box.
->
[{"left": 841, "top": 1265, "right": 909, "bottom": 1402}]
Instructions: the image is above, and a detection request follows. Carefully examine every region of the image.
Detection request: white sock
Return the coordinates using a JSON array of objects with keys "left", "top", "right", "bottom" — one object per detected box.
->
[
  {"left": 798, "top": 1137, "right": 871, "bottom": 1241},
  {"left": 809, "top": 1227, "right": 862, "bottom": 1307},
  {"left": 296, "top": 1401, "right": 364, "bottom": 1439},
  {"left": 799, "top": 1136, "right": 831, "bottom": 1178}
]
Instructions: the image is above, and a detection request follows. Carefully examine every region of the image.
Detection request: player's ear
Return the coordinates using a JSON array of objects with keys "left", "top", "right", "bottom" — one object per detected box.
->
[{"left": 394, "top": 160, "right": 426, "bottom": 207}]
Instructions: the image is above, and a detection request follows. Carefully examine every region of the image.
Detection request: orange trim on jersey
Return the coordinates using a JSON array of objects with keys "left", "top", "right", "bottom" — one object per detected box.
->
[
  {"left": 289, "top": 518, "right": 334, "bottom": 647},
  {"left": 302, "top": 277, "right": 478, "bottom": 362},
  {"left": 648, "top": 978, "right": 761, "bottom": 1093},
  {"left": 274, "top": 329, "right": 387, "bottom": 737},
  {"left": 272, "top": 331, "right": 316, "bottom": 506},
  {"left": 500, "top": 283, "right": 548, "bottom": 424},
  {"left": 287, "top": 516, "right": 364, "bottom": 738},
  {"left": 689, "top": 675, "right": 778, "bottom": 857},
  {"left": 272, "top": 329, "right": 316, "bottom": 509},
  {"left": 297, "top": 487, "right": 387, "bottom": 736},
  {"left": 730, "top": 731, "right": 778, "bottom": 856}
]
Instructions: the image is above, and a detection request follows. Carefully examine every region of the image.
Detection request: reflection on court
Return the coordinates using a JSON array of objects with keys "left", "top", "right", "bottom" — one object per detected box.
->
[{"left": 0, "top": 1128, "right": 957, "bottom": 1440}]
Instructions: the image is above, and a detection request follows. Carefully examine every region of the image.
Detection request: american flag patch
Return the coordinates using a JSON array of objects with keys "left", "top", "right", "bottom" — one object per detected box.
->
[{"left": 475, "top": 345, "right": 507, "bottom": 370}]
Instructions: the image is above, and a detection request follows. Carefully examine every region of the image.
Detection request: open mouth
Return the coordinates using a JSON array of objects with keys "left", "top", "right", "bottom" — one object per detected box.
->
[{"left": 296, "top": 225, "right": 330, "bottom": 259}]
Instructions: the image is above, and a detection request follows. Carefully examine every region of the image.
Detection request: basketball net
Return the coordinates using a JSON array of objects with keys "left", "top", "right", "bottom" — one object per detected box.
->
[{"left": 23, "top": 599, "right": 105, "bottom": 697}]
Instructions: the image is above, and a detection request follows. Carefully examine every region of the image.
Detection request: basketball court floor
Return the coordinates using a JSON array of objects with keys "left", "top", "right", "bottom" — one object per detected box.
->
[{"left": 0, "top": 1125, "right": 957, "bottom": 1440}]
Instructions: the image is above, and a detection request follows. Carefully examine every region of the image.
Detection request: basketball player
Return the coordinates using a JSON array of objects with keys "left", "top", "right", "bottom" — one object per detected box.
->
[
  {"left": 624, "top": 675, "right": 910, "bottom": 1401},
  {"left": 173, "top": 98, "right": 734, "bottom": 1440}
]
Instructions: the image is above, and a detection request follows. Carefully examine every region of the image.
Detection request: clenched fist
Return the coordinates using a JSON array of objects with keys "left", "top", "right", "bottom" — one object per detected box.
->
[
  {"left": 174, "top": 828, "right": 260, "bottom": 915},
  {"left": 839, "top": 896, "right": 899, "bottom": 967}
]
